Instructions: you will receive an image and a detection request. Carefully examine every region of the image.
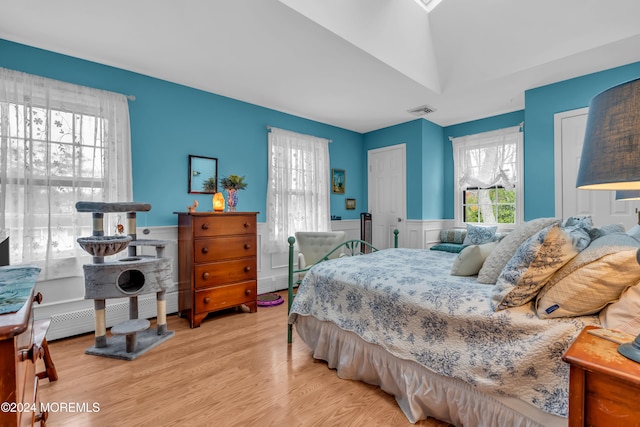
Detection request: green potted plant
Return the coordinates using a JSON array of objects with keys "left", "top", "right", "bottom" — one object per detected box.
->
[
  {"left": 202, "top": 177, "right": 217, "bottom": 193},
  {"left": 219, "top": 174, "right": 247, "bottom": 211}
]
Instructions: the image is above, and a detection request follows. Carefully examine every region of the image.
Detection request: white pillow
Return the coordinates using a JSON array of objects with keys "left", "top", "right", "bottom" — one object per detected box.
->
[
  {"left": 451, "top": 242, "right": 498, "bottom": 276},
  {"left": 627, "top": 224, "right": 640, "bottom": 243},
  {"left": 599, "top": 281, "right": 640, "bottom": 336},
  {"left": 536, "top": 232, "right": 640, "bottom": 318},
  {"left": 477, "top": 217, "right": 559, "bottom": 284},
  {"left": 491, "top": 224, "right": 588, "bottom": 310},
  {"left": 462, "top": 223, "right": 497, "bottom": 246}
]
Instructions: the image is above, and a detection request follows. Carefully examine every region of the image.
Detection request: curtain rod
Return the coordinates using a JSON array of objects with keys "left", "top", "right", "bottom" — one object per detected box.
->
[
  {"left": 126, "top": 95, "right": 136, "bottom": 101},
  {"left": 448, "top": 122, "right": 524, "bottom": 142},
  {"left": 266, "top": 125, "right": 332, "bottom": 143}
]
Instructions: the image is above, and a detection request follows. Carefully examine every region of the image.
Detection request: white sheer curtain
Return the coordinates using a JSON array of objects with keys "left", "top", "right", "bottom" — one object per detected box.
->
[
  {"left": 0, "top": 67, "right": 132, "bottom": 279},
  {"left": 452, "top": 125, "right": 522, "bottom": 190},
  {"left": 266, "top": 127, "right": 330, "bottom": 252}
]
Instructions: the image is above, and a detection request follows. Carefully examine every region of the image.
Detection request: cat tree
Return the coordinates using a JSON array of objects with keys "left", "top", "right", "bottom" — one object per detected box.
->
[{"left": 76, "top": 201, "right": 174, "bottom": 360}]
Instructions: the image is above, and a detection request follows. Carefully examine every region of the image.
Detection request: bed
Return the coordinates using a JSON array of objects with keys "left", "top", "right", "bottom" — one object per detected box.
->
[{"left": 287, "top": 218, "right": 640, "bottom": 426}]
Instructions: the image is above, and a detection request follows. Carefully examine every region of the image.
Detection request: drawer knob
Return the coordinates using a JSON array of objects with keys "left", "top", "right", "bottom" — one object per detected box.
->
[
  {"left": 33, "top": 292, "right": 43, "bottom": 304},
  {"left": 201, "top": 246, "right": 209, "bottom": 254},
  {"left": 202, "top": 272, "right": 210, "bottom": 280},
  {"left": 19, "top": 344, "right": 43, "bottom": 363},
  {"left": 201, "top": 223, "right": 209, "bottom": 230},
  {"left": 243, "top": 222, "right": 250, "bottom": 228},
  {"left": 203, "top": 297, "right": 211, "bottom": 304},
  {"left": 245, "top": 289, "right": 252, "bottom": 296},
  {"left": 244, "top": 243, "right": 251, "bottom": 250},
  {"left": 34, "top": 410, "right": 49, "bottom": 423},
  {"left": 244, "top": 266, "right": 251, "bottom": 273}
]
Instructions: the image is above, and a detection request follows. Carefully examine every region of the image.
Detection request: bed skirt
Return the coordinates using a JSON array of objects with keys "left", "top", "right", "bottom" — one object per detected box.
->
[{"left": 294, "top": 315, "right": 567, "bottom": 427}]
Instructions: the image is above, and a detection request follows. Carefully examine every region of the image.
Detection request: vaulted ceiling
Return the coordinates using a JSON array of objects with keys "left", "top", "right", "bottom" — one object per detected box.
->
[{"left": 1, "top": 0, "right": 640, "bottom": 132}]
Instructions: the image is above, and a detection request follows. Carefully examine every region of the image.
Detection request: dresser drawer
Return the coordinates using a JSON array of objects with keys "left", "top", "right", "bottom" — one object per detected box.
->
[
  {"left": 194, "top": 259, "right": 257, "bottom": 289},
  {"left": 194, "top": 235, "right": 256, "bottom": 263},
  {"left": 585, "top": 372, "right": 640, "bottom": 425},
  {"left": 195, "top": 281, "right": 256, "bottom": 314},
  {"left": 193, "top": 215, "right": 255, "bottom": 237}
]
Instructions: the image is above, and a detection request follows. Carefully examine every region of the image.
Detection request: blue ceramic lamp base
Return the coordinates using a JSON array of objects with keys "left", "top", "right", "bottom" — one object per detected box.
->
[{"left": 618, "top": 334, "right": 640, "bottom": 363}]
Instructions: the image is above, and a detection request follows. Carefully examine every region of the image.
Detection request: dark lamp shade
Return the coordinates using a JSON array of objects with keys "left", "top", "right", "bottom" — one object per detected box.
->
[
  {"left": 576, "top": 77, "right": 640, "bottom": 190},
  {"left": 616, "top": 190, "right": 640, "bottom": 201}
]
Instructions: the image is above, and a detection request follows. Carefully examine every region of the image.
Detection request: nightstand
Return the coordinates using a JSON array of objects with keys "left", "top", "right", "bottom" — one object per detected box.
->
[{"left": 562, "top": 326, "right": 640, "bottom": 427}]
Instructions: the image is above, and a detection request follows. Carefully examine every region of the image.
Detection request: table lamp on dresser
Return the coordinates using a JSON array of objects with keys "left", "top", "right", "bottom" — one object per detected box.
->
[{"left": 576, "top": 76, "right": 640, "bottom": 362}]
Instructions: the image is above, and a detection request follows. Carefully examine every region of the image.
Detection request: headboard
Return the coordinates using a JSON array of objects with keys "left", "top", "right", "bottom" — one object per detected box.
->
[{"left": 0, "top": 229, "right": 9, "bottom": 266}]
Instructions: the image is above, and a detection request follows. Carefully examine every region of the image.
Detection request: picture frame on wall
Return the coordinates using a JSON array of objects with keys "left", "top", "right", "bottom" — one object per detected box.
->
[
  {"left": 188, "top": 155, "right": 218, "bottom": 194},
  {"left": 346, "top": 198, "right": 356, "bottom": 210},
  {"left": 332, "top": 169, "right": 345, "bottom": 194}
]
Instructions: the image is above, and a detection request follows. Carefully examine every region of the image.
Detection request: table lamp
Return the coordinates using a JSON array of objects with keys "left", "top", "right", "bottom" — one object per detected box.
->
[
  {"left": 213, "top": 192, "right": 225, "bottom": 212},
  {"left": 576, "top": 77, "right": 640, "bottom": 363}
]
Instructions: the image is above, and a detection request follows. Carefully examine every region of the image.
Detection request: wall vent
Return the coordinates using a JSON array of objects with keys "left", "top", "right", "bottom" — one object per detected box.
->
[{"left": 407, "top": 104, "right": 436, "bottom": 117}]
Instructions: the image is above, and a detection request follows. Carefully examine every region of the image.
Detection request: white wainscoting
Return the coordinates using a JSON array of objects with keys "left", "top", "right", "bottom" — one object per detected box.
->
[{"left": 34, "top": 219, "right": 453, "bottom": 340}]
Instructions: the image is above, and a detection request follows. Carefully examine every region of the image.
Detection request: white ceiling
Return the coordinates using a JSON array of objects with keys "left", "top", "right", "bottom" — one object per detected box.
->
[{"left": 1, "top": 0, "right": 640, "bottom": 133}]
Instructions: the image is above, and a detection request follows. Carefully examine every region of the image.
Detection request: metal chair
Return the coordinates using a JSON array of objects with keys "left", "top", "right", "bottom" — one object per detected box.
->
[{"left": 287, "top": 230, "right": 399, "bottom": 343}]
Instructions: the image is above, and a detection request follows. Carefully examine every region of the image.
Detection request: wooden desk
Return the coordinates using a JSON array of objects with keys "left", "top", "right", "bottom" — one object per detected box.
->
[
  {"left": 0, "top": 266, "right": 48, "bottom": 427},
  {"left": 563, "top": 326, "right": 640, "bottom": 427}
]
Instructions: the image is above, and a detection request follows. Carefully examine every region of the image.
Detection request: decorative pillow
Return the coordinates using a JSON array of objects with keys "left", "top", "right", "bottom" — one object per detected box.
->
[
  {"left": 439, "top": 229, "right": 467, "bottom": 244},
  {"left": 430, "top": 243, "right": 466, "bottom": 253},
  {"left": 462, "top": 223, "right": 497, "bottom": 246},
  {"left": 562, "top": 215, "right": 593, "bottom": 228},
  {"left": 627, "top": 224, "right": 640, "bottom": 243},
  {"left": 599, "top": 281, "right": 640, "bottom": 336},
  {"left": 536, "top": 232, "right": 640, "bottom": 319},
  {"left": 493, "top": 232, "right": 508, "bottom": 242},
  {"left": 451, "top": 242, "right": 498, "bottom": 277},
  {"left": 589, "top": 223, "right": 625, "bottom": 240},
  {"left": 491, "top": 224, "right": 589, "bottom": 310},
  {"left": 477, "top": 217, "right": 560, "bottom": 284}
]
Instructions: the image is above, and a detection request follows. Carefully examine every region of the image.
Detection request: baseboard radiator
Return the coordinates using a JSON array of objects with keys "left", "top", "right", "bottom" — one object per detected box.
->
[{"left": 46, "top": 291, "right": 179, "bottom": 341}]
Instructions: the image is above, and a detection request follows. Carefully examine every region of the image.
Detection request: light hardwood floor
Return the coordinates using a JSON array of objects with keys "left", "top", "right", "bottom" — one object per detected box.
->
[{"left": 39, "top": 292, "right": 452, "bottom": 427}]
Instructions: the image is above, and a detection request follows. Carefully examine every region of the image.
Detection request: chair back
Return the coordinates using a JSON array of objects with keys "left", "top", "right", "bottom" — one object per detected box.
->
[{"left": 295, "top": 231, "right": 347, "bottom": 268}]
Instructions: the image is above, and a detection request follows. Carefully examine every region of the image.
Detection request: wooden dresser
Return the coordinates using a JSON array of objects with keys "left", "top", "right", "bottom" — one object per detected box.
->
[
  {"left": 562, "top": 326, "right": 640, "bottom": 427},
  {"left": 176, "top": 212, "right": 258, "bottom": 327},
  {"left": 0, "top": 266, "right": 48, "bottom": 427}
]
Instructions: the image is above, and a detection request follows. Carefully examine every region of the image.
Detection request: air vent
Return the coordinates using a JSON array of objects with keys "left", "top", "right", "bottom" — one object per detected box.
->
[{"left": 407, "top": 104, "right": 436, "bottom": 117}]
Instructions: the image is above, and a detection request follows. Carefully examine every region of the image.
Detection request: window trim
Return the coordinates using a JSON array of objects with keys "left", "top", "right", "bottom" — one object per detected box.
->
[{"left": 452, "top": 127, "right": 523, "bottom": 229}]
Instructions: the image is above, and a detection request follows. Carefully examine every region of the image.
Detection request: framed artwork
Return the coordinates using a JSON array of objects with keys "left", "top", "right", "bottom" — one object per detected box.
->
[
  {"left": 332, "top": 169, "right": 345, "bottom": 194},
  {"left": 346, "top": 198, "right": 356, "bottom": 210},
  {"left": 189, "top": 155, "right": 218, "bottom": 194}
]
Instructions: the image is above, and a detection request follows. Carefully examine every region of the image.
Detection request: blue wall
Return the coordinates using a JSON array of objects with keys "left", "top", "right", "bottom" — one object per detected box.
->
[
  {"left": 362, "top": 119, "right": 445, "bottom": 220},
  {"left": 0, "top": 39, "right": 365, "bottom": 226},
  {"left": 524, "top": 62, "right": 640, "bottom": 220},
  {"left": 3, "top": 38, "right": 640, "bottom": 225}
]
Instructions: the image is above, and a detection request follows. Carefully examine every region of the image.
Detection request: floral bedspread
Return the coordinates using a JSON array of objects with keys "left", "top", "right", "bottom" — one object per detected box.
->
[{"left": 288, "top": 248, "right": 600, "bottom": 417}]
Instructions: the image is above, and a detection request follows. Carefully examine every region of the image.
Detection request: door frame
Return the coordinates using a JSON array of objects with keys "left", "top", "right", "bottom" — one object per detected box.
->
[{"left": 553, "top": 107, "right": 588, "bottom": 219}]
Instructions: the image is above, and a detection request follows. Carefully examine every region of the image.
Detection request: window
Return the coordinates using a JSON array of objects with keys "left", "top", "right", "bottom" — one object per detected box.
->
[
  {"left": 451, "top": 125, "right": 523, "bottom": 227},
  {"left": 0, "top": 67, "right": 131, "bottom": 279},
  {"left": 266, "top": 127, "right": 330, "bottom": 251}
]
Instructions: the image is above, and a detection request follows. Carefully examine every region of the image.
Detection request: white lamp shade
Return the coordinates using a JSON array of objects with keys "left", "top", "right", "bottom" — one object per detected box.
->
[{"left": 576, "top": 78, "right": 640, "bottom": 190}]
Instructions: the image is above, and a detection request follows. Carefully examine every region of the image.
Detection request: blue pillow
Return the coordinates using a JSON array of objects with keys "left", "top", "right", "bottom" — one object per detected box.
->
[
  {"left": 430, "top": 243, "right": 466, "bottom": 253},
  {"left": 463, "top": 223, "right": 497, "bottom": 245}
]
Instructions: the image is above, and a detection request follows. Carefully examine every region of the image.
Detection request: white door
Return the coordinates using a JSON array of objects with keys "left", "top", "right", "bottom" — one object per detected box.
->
[
  {"left": 554, "top": 108, "right": 638, "bottom": 229},
  {"left": 368, "top": 144, "right": 406, "bottom": 248}
]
